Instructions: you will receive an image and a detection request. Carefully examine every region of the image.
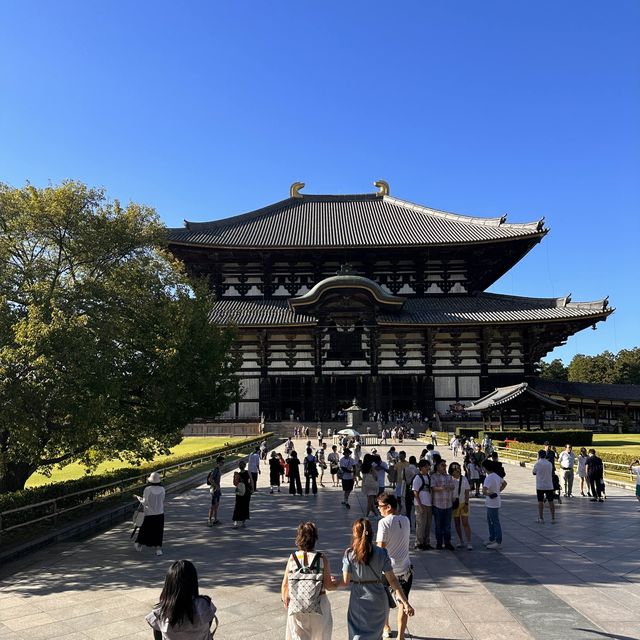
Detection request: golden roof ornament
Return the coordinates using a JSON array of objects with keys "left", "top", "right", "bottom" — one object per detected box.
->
[
  {"left": 290, "top": 182, "right": 305, "bottom": 198},
  {"left": 374, "top": 180, "right": 390, "bottom": 196}
]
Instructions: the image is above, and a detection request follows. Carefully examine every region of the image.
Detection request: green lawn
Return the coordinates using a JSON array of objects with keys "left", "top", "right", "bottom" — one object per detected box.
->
[
  {"left": 592, "top": 433, "right": 640, "bottom": 458},
  {"left": 26, "top": 436, "right": 249, "bottom": 487}
]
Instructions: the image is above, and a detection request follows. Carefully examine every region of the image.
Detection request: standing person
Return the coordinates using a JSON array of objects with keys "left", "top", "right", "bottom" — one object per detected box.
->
[
  {"left": 269, "top": 451, "right": 282, "bottom": 494},
  {"left": 373, "top": 454, "right": 389, "bottom": 495},
  {"left": 260, "top": 440, "right": 268, "bottom": 461},
  {"left": 134, "top": 471, "right": 166, "bottom": 556},
  {"left": 361, "top": 454, "right": 379, "bottom": 517},
  {"left": 449, "top": 462, "right": 472, "bottom": 550},
  {"left": 287, "top": 450, "right": 303, "bottom": 496},
  {"left": 285, "top": 437, "right": 294, "bottom": 456},
  {"left": 412, "top": 459, "right": 433, "bottom": 550},
  {"left": 281, "top": 521, "right": 337, "bottom": 640},
  {"left": 533, "top": 450, "right": 556, "bottom": 524},
  {"left": 403, "top": 456, "right": 418, "bottom": 525},
  {"left": 482, "top": 460, "right": 507, "bottom": 549},
  {"left": 317, "top": 442, "right": 328, "bottom": 487},
  {"left": 304, "top": 447, "right": 319, "bottom": 496},
  {"left": 543, "top": 442, "right": 557, "bottom": 468},
  {"left": 248, "top": 447, "right": 261, "bottom": 492},
  {"left": 465, "top": 453, "right": 481, "bottom": 497},
  {"left": 577, "top": 447, "right": 589, "bottom": 496},
  {"left": 431, "top": 430, "right": 438, "bottom": 446},
  {"left": 328, "top": 445, "right": 340, "bottom": 487},
  {"left": 376, "top": 494, "right": 413, "bottom": 640},
  {"left": 353, "top": 443, "right": 362, "bottom": 488},
  {"left": 145, "top": 560, "right": 217, "bottom": 639},
  {"left": 232, "top": 460, "right": 253, "bottom": 529},
  {"left": 586, "top": 449, "right": 605, "bottom": 502},
  {"left": 340, "top": 449, "right": 355, "bottom": 509},
  {"left": 317, "top": 428, "right": 323, "bottom": 447},
  {"left": 206, "top": 457, "right": 224, "bottom": 527},
  {"left": 431, "top": 459, "right": 456, "bottom": 550},
  {"left": 394, "top": 451, "right": 409, "bottom": 512},
  {"left": 386, "top": 447, "right": 399, "bottom": 489},
  {"left": 628, "top": 459, "right": 640, "bottom": 507},
  {"left": 340, "top": 518, "right": 414, "bottom": 640},
  {"left": 558, "top": 444, "right": 576, "bottom": 497}
]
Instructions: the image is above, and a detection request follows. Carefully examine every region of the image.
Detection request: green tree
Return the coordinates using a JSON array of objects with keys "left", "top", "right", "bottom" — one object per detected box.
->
[
  {"left": 0, "top": 181, "right": 239, "bottom": 492},
  {"left": 567, "top": 351, "right": 616, "bottom": 383},
  {"left": 539, "top": 358, "right": 568, "bottom": 380},
  {"left": 611, "top": 348, "right": 640, "bottom": 384}
]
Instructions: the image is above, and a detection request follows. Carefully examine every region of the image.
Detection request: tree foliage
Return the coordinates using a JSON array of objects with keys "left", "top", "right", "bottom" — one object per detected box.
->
[
  {"left": 0, "top": 181, "right": 239, "bottom": 492},
  {"left": 540, "top": 348, "right": 640, "bottom": 385}
]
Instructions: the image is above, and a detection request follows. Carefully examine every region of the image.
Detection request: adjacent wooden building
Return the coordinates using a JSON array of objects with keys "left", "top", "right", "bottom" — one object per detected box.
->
[{"left": 167, "top": 182, "right": 612, "bottom": 421}]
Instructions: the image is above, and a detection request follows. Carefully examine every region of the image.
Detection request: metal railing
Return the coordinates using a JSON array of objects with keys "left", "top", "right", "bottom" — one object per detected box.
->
[
  {"left": 496, "top": 445, "right": 636, "bottom": 485},
  {"left": 0, "top": 436, "right": 271, "bottom": 542}
]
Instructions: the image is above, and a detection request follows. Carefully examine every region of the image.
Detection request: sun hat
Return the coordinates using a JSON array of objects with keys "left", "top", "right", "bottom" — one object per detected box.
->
[{"left": 147, "top": 471, "right": 162, "bottom": 484}]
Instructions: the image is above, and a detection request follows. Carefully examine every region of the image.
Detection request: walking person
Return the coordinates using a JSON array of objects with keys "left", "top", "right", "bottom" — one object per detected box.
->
[
  {"left": 376, "top": 494, "right": 413, "bottom": 640},
  {"left": 586, "top": 448, "right": 605, "bottom": 502},
  {"left": 248, "top": 446, "right": 261, "bottom": 492},
  {"left": 328, "top": 445, "right": 340, "bottom": 487},
  {"left": 232, "top": 460, "right": 253, "bottom": 529},
  {"left": 206, "top": 456, "right": 224, "bottom": 526},
  {"left": 304, "top": 447, "right": 319, "bottom": 496},
  {"left": 134, "top": 471, "right": 166, "bottom": 556},
  {"left": 361, "top": 454, "right": 379, "bottom": 517},
  {"left": 145, "top": 560, "right": 217, "bottom": 639},
  {"left": 482, "top": 459, "right": 507, "bottom": 549},
  {"left": 269, "top": 451, "right": 282, "bottom": 494},
  {"left": 431, "top": 459, "right": 455, "bottom": 550},
  {"left": 340, "top": 448, "right": 355, "bottom": 509},
  {"left": 412, "top": 459, "right": 433, "bottom": 550},
  {"left": 281, "top": 521, "right": 337, "bottom": 640},
  {"left": 287, "top": 450, "right": 303, "bottom": 495},
  {"left": 394, "top": 451, "right": 409, "bottom": 512},
  {"left": 577, "top": 447, "right": 589, "bottom": 496},
  {"left": 317, "top": 442, "right": 327, "bottom": 487},
  {"left": 533, "top": 450, "right": 556, "bottom": 524},
  {"left": 339, "top": 518, "right": 414, "bottom": 640},
  {"left": 449, "top": 462, "right": 472, "bottom": 550},
  {"left": 558, "top": 444, "right": 576, "bottom": 497}
]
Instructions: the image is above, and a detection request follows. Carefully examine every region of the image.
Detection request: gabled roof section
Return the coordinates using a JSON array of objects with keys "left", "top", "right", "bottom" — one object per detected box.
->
[
  {"left": 465, "top": 383, "right": 564, "bottom": 412},
  {"left": 207, "top": 293, "right": 612, "bottom": 328},
  {"left": 533, "top": 379, "right": 640, "bottom": 403},
  {"left": 168, "top": 192, "right": 547, "bottom": 249}
]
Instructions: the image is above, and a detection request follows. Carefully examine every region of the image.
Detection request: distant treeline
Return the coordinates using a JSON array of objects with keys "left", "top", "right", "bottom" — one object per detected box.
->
[{"left": 539, "top": 348, "right": 640, "bottom": 385}]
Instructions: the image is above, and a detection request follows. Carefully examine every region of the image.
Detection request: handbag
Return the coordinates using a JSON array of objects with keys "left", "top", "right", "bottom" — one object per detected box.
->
[{"left": 452, "top": 476, "right": 463, "bottom": 510}]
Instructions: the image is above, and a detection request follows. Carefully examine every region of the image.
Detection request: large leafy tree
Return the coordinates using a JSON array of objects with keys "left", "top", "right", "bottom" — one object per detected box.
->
[
  {"left": 0, "top": 181, "right": 238, "bottom": 492},
  {"left": 567, "top": 351, "right": 616, "bottom": 384},
  {"left": 539, "top": 358, "right": 568, "bottom": 381}
]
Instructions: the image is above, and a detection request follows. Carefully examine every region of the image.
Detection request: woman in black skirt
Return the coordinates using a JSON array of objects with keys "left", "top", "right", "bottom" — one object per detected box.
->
[
  {"left": 134, "top": 471, "right": 166, "bottom": 556},
  {"left": 232, "top": 460, "right": 253, "bottom": 528},
  {"left": 269, "top": 451, "right": 282, "bottom": 493},
  {"left": 287, "top": 450, "right": 303, "bottom": 495}
]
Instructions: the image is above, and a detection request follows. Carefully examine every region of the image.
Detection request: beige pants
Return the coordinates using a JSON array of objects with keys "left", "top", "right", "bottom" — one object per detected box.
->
[{"left": 415, "top": 504, "right": 432, "bottom": 546}]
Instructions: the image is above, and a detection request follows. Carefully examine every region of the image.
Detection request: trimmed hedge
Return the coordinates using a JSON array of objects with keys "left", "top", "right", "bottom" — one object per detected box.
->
[
  {"left": 0, "top": 434, "right": 270, "bottom": 528},
  {"left": 498, "top": 440, "right": 638, "bottom": 467},
  {"left": 454, "top": 427, "right": 483, "bottom": 439},
  {"left": 484, "top": 430, "right": 592, "bottom": 447}
]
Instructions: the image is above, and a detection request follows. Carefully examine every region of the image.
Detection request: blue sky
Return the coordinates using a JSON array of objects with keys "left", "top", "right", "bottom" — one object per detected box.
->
[{"left": 1, "top": 1, "right": 638, "bottom": 363}]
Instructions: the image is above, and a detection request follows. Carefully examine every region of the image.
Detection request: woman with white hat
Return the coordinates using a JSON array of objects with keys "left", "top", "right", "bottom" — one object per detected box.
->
[{"left": 134, "top": 471, "right": 166, "bottom": 556}]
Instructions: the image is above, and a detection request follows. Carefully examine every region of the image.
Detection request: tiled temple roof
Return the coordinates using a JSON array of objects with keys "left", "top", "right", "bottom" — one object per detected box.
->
[
  {"left": 208, "top": 293, "right": 611, "bottom": 327},
  {"left": 168, "top": 193, "right": 546, "bottom": 249},
  {"left": 464, "top": 383, "right": 564, "bottom": 411},
  {"left": 533, "top": 379, "right": 640, "bottom": 402}
]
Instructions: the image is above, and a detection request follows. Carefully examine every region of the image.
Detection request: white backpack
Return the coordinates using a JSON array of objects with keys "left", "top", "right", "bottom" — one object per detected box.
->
[{"left": 288, "top": 552, "right": 323, "bottom": 614}]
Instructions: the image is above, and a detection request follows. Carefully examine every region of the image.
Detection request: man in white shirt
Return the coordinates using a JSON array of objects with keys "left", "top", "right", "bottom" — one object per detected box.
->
[
  {"left": 412, "top": 459, "right": 433, "bottom": 550},
  {"left": 533, "top": 449, "right": 556, "bottom": 523},
  {"left": 376, "top": 493, "right": 412, "bottom": 640},
  {"left": 558, "top": 444, "right": 576, "bottom": 497},
  {"left": 339, "top": 449, "right": 355, "bottom": 509},
  {"left": 248, "top": 447, "right": 261, "bottom": 492}
]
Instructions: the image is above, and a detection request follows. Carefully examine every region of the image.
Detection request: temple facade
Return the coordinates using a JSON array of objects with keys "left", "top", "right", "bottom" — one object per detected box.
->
[{"left": 167, "top": 181, "right": 612, "bottom": 421}]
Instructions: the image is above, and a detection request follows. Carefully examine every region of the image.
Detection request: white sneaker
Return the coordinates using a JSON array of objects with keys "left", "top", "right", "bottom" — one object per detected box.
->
[
  {"left": 486, "top": 542, "right": 502, "bottom": 550},
  {"left": 155, "top": 548, "right": 163, "bottom": 556},
  {"left": 134, "top": 543, "right": 142, "bottom": 552},
  {"left": 467, "top": 544, "right": 473, "bottom": 550},
  {"left": 536, "top": 518, "right": 544, "bottom": 523},
  {"left": 456, "top": 542, "right": 464, "bottom": 548}
]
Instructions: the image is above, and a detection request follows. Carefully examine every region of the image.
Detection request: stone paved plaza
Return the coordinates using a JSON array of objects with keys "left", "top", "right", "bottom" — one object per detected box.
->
[{"left": 1, "top": 441, "right": 639, "bottom": 640}]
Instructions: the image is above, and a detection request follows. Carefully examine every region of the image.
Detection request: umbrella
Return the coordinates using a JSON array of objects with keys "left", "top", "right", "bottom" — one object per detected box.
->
[{"left": 337, "top": 428, "right": 360, "bottom": 437}]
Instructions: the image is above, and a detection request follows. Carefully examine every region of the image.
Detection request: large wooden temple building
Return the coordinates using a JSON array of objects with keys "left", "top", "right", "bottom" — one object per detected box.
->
[{"left": 167, "top": 181, "right": 613, "bottom": 421}]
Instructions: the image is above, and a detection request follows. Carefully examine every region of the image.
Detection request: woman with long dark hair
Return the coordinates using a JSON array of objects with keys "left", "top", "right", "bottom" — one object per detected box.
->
[
  {"left": 145, "top": 560, "right": 217, "bottom": 639},
  {"left": 134, "top": 471, "right": 166, "bottom": 556},
  {"left": 232, "top": 460, "right": 253, "bottom": 529},
  {"left": 339, "top": 518, "right": 414, "bottom": 639}
]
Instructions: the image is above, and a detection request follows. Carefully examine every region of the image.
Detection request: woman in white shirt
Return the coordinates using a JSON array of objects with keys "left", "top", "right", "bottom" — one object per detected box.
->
[
  {"left": 577, "top": 447, "right": 589, "bottom": 496},
  {"left": 134, "top": 471, "right": 166, "bottom": 556},
  {"left": 449, "top": 462, "right": 472, "bottom": 550}
]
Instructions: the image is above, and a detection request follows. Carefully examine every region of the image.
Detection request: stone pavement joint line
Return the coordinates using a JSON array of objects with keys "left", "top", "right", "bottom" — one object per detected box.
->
[{"left": 1, "top": 441, "right": 639, "bottom": 640}]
